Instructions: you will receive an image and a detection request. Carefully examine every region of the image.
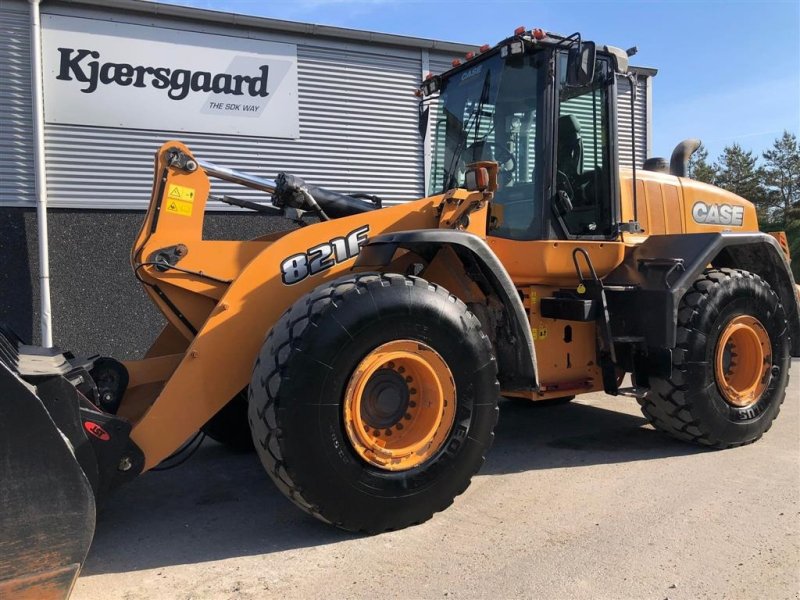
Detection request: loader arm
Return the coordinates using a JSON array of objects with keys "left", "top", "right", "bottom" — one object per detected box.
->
[{"left": 124, "top": 142, "right": 443, "bottom": 469}]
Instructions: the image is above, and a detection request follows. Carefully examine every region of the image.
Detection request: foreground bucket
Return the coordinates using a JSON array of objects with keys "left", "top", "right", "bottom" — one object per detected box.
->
[{"left": 0, "top": 357, "right": 96, "bottom": 599}]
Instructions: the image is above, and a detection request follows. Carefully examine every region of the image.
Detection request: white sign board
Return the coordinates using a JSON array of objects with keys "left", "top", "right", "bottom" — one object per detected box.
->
[{"left": 42, "top": 15, "right": 299, "bottom": 138}]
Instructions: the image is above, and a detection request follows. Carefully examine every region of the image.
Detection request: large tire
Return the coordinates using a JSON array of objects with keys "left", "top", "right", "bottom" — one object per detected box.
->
[
  {"left": 202, "top": 390, "right": 254, "bottom": 452},
  {"left": 249, "top": 273, "right": 500, "bottom": 533},
  {"left": 639, "top": 268, "right": 791, "bottom": 448}
]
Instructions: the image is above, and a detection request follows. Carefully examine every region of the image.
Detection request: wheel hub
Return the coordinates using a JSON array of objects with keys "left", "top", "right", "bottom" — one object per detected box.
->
[
  {"left": 343, "top": 340, "right": 456, "bottom": 471},
  {"left": 360, "top": 368, "right": 410, "bottom": 429},
  {"left": 714, "top": 315, "right": 771, "bottom": 407}
]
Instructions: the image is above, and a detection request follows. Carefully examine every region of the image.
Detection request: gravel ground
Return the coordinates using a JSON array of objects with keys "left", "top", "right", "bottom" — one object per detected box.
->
[{"left": 74, "top": 361, "right": 799, "bottom": 600}]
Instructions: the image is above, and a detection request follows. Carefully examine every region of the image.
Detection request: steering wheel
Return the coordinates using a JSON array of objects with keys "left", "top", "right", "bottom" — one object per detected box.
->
[
  {"left": 495, "top": 146, "right": 516, "bottom": 174},
  {"left": 556, "top": 170, "right": 575, "bottom": 201}
]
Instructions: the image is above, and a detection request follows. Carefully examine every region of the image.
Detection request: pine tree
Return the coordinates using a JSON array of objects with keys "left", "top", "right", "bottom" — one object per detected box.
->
[
  {"left": 762, "top": 131, "right": 800, "bottom": 228},
  {"left": 714, "top": 143, "right": 770, "bottom": 223},
  {"left": 687, "top": 144, "right": 717, "bottom": 184}
]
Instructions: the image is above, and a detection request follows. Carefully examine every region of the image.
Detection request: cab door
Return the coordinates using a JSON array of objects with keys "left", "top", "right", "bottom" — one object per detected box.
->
[{"left": 487, "top": 52, "right": 625, "bottom": 286}]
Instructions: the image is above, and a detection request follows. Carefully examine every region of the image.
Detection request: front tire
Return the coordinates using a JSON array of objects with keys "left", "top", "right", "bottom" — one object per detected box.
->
[
  {"left": 639, "top": 268, "right": 791, "bottom": 448},
  {"left": 249, "top": 273, "right": 500, "bottom": 533}
]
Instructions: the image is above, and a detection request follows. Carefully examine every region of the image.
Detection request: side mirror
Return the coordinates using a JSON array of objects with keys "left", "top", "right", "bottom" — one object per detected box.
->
[{"left": 566, "top": 41, "right": 596, "bottom": 87}]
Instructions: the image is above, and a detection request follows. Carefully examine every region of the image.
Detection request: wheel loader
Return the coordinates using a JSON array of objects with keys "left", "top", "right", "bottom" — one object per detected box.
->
[{"left": 2, "top": 27, "right": 798, "bottom": 599}]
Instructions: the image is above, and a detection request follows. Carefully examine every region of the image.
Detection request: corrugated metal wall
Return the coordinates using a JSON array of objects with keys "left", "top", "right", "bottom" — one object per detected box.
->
[
  {"left": 0, "top": 3, "right": 34, "bottom": 207},
  {"left": 617, "top": 73, "right": 649, "bottom": 169},
  {"left": 42, "top": 45, "right": 427, "bottom": 208}
]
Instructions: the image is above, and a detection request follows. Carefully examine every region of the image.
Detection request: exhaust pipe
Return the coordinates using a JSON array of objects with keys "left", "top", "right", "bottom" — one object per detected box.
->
[{"left": 670, "top": 138, "right": 701, "bottom": 178}]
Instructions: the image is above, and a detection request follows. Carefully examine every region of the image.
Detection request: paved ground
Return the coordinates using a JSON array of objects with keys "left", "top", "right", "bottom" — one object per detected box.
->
[{"left": 75, "top": 362, "right": 799, "bottom": 600}]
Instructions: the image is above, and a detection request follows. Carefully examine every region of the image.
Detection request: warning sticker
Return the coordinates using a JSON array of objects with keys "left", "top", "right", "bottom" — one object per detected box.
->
[
  {"left": 166, "top": 184, "right": 195, "bottom": 217},
  {"left": 531, "top": 326, "right": 548, "bottom": 341}
]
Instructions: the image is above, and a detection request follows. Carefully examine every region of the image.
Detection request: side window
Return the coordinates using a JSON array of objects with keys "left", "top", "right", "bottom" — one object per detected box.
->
[{"left": 555, "top": 55, "right": 613, "bottom": 237}]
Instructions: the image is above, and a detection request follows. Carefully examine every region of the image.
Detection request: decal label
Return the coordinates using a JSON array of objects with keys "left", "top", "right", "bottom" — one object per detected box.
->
[
  {"left": 691, "top": 201, "right": 744, "bottom": 227},
  {"left": 165, "top": 184, "right": 195, "bottom": 217},
  {"left": 281, "top": 225, "right": 370, "bottom": 285},
  {"left": 84, "top": 421, "right": 110, "bottom": 441}
]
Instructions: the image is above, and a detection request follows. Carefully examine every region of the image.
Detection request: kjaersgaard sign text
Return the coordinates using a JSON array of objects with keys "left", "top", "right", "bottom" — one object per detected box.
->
[{"left": 42, "top": 15, "right": 299, "bottom": 138}]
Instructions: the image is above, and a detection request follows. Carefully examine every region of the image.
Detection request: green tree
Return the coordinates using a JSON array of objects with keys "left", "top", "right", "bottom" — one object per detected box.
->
[
  {"left": 714, "top": 143, "right": 770, "bottom": 223},
  {"left": 761, "top": 131, "right": 800, "bottom": 228},
  {"left": 784, "top": 212, "right": 800, "bottom": 280},
  {"left": 687, "top": 144, "right": 717, "bottom": 184}
]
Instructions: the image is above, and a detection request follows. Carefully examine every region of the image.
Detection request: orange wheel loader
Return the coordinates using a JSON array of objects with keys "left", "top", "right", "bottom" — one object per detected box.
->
[{"left": 2, "top": 28, "right": 798, "bottom": 599}]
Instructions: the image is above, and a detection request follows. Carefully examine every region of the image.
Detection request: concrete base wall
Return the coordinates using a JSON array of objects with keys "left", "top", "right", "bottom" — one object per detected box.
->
[{"left": 1, "top": 208, "right": 294, "bottom": 359}]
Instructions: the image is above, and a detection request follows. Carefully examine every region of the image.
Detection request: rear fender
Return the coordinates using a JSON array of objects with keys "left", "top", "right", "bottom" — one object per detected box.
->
[{"left": 605, "top": 232, "right": 800, "bottom": 356}]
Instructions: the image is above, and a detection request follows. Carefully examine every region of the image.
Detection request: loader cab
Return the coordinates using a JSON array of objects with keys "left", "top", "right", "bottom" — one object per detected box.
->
[{"left": 426, "top": 32, "right": 625, "bottom": 243}]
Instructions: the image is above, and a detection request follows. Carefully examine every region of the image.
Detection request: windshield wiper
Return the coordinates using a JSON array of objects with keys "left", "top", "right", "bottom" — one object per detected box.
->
[{"left": 443, "top": 70, "right": 492, "bottom": 191}]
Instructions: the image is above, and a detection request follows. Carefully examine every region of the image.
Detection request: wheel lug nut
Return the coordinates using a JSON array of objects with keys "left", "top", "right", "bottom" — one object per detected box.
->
[
  {"left": 409, "top": 389, "right": 417, "bottom": 395},
  {"left": 396, "top": 423, "right": 404, "bottom": 430},
  {"left": 409, "top": 400, "right": 417, "bottom": 407},
  {"left": 398, "top": 366, "right": 405, "bottom": 374},
  {"left": 405, "top": 376, "right": 413, "bottom": 383},
  {"left": 387, "top": 362, "right": 395, "bottom": 369},
  {"left": 384, "top": 429, "right": 392, "bottom": 436},
  {"left": 403, "top": 413, "right": 412, "bottom": 420}
]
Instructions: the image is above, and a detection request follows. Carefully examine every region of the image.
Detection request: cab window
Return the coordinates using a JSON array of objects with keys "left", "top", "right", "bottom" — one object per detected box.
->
[{"left": 555, "top": 54, "right": 614, "bottom": 237}]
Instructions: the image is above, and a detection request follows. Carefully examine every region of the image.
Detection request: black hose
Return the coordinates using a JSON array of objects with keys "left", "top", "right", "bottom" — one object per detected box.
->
[{"left": 274, "top": 173, "right": 380, "bottom": 219}]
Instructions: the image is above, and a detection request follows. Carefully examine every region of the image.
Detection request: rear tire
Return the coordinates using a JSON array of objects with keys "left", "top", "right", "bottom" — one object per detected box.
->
[
  {"left": 639, "top": 268, "right": 791, "bottom": 448},
  {"left": 249, "top": 273, "right": 500, "bottom": 533},
  {"left": 202, "top": 390, "right": 254, "bottom": 452}
]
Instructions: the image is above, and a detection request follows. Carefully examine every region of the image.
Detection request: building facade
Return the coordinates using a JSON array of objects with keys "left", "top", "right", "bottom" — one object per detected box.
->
[{"left": 0, "top": 0, "right": 655, "bottom": 356}]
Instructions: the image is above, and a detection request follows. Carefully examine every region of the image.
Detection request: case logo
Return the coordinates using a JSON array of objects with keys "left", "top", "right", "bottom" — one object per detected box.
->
[
  {"left": 691, "top": 201, "right": 744, "bottom": 227},
  {"left": 280, "top": 226, "right": 369, "bottom": 285}
]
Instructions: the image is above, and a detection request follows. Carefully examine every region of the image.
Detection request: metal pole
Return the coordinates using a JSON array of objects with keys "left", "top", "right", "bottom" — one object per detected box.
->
[
  {"left": 420, "top": 49, "right": 431, "bottom": 195},
  {"left": 29, "top": 0, "right": 53, "bottom": 347}
]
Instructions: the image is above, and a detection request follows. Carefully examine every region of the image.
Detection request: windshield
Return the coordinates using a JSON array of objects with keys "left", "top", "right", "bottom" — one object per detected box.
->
[{"left": 429, "top": 52, "right": 542, "bottom": 239}]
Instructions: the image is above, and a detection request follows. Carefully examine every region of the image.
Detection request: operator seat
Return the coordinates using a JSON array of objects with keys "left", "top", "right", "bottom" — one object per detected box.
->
[{"left": 557, "top": 114, "right": 583, "bottom": 180}]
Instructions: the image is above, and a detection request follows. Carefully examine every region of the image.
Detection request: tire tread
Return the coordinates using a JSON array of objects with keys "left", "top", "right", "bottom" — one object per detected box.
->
[
  {"left": 638, "top": 268, "right": 790, "bottom": 449},
  {"left": 249, "top": 272, "right": 498, "bottom": 532}
]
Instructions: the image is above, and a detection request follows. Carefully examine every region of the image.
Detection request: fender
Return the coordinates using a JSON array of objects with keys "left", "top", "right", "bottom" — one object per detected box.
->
[
  {"left": 356, "top": 229, "right": 538, "bottom": 391},
  {"left": 605, "top": 232, "right": 800, "bottom": 356}
]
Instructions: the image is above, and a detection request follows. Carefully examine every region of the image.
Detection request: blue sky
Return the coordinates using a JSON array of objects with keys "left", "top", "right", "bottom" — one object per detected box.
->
[{"left": 166, "top": 0, "right": 798, "bottom": 163}]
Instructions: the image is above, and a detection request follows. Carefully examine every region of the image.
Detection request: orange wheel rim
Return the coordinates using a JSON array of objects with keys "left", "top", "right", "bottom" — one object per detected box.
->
[
  {"left": 714, "top": 315, "right": 771, "bottom": 407},
  {"left": 343, "top": 340, "right": 456, "bottom": 471}
]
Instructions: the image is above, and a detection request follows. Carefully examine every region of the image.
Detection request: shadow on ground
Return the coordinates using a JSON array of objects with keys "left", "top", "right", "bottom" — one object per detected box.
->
[{"left": 83, "top": 399, "right": 706, "bottom": 575}]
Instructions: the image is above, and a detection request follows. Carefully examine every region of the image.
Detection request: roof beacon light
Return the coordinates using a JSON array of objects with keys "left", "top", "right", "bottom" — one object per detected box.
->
[
  {"left": 479, "top": 44, "right": 491, "bottom": 53},
  {"left": 465, "top": 51, "right": 475, "bottom": 60},
  {"left": 425, "top": 72, "right": 433, "bottom": 81},
  {"left": 514, "top": 26, "right": 526, "bottom": 36},
  {"left": 532, "top": 28, "right": 545, "bottom": 40},
  {"left": 451, "top": 58, "right": 462, "bottom": 67}
]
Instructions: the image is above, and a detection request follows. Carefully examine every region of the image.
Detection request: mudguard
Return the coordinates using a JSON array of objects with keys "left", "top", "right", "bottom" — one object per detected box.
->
[
  {"left": 356, "top": 229, "right": 538, "bottom": 391},
  {"left": 605, "top": 232, "right": 800, "bottom": 355}
]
